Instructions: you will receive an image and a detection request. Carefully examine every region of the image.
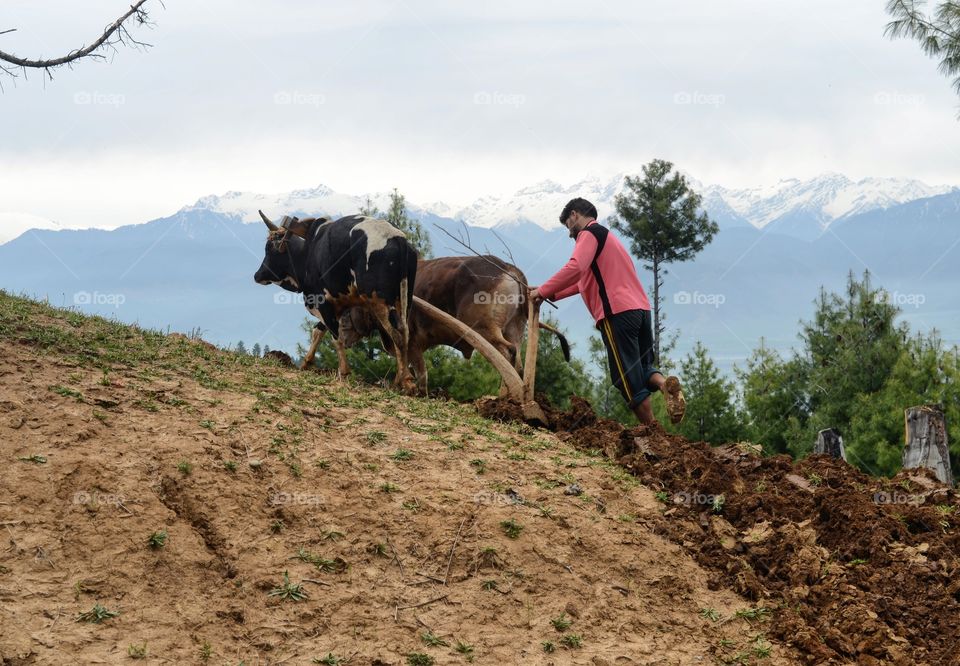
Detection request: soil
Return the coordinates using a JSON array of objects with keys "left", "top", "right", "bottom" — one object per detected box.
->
[
  {"left": 0, "top": 294, "right": 802, "bottom": 665},
  {"left": 479, "top": 394, "right": 960, "bottom": 665}
]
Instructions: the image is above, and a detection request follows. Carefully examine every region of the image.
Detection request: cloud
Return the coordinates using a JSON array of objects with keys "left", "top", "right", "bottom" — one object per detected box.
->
[{"left": 2, "top": 0, "right": 959, "bottom": 232}]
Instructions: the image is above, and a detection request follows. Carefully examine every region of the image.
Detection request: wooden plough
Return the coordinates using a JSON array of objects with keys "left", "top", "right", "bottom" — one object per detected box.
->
[{"left": 412, "top": 296, "right": 547, "bottom": 425}]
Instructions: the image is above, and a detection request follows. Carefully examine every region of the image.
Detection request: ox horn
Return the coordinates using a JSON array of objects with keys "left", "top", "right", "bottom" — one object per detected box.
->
[{"left": 259, "top": 209, "right": 279, "bottom": 231}]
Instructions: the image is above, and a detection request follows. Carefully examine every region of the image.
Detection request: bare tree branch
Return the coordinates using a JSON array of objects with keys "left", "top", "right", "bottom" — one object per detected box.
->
[
  {"left": 0, "top": 1, "right": 158, "bottom": 81},
  {"left": 433, "top": 221, "right": 558, "bottom": 309}
]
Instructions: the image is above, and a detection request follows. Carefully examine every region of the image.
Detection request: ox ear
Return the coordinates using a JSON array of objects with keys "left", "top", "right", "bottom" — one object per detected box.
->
[
  {"left": 259, "top": 210, "right": 279, "bottom": 231},
  {"left": 284, "top": 218, "right": 312, "bottom": 239}
]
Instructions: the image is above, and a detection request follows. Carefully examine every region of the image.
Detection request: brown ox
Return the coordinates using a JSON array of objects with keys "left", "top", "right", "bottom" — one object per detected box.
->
[{"left": 309, "top": 255, "right": 569, "bottom": 394}]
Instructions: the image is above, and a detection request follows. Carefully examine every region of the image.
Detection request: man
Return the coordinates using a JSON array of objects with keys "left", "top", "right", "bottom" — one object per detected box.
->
[{"left": 529, "top": 198, "right": 685, "bottom": 426}]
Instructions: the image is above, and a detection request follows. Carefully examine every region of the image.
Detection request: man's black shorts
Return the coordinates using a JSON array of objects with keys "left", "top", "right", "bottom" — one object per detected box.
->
[{"left": 597, "top": 308, "right": 660, "bottom": 408}]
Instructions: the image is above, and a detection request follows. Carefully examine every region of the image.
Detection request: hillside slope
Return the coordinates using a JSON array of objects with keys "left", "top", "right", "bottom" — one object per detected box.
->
[{"left": 0, "top": 292, "right": 796, "bottom": 665}]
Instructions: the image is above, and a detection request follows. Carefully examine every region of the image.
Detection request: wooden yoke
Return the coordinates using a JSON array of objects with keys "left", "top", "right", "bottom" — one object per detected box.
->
[{"left": 412, "top": 296, "right": 547, "bottom": 425}]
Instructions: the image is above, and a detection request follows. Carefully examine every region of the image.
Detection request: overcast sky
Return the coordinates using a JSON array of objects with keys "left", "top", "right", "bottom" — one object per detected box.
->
[{"left": 2, "top": 0, "right": 958, "bottom": 233}]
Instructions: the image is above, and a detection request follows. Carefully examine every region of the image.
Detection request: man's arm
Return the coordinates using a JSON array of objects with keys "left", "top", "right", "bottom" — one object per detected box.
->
[{"left": 537, "top": 230, "right": 598, "bottom": 300}]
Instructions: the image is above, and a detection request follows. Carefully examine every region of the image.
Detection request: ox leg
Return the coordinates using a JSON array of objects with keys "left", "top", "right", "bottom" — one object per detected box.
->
[
  {"left": 301, "top": 325, "right": 326, "bottom": 370},
  {"left": 410, "top": 347, "right": 428, "bottom": 395},
  {"left": 370, "top": 302, "right": 414, "bottom": 394},
  {"left": 333, "top": 335, "right": 351, "bottom": 380}
]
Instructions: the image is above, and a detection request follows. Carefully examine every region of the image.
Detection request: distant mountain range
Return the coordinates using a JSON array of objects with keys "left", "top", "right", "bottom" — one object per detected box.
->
[
  {"left": 1, "top": 173, "right": 958, "bottom": 379},
  {"left": 172, "top": 172, "right": 956, "bottom": 242}
]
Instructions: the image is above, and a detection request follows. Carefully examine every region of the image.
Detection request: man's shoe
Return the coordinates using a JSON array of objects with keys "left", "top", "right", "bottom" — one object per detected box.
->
[{"left": 663, "top": 376, "right": 686, "bottom": 424}]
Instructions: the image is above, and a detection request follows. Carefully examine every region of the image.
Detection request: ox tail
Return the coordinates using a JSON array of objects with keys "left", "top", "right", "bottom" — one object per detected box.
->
[
  {"left": 538, "top": 321, "right": 571, "bottom": 362},
  {"left": 398, "top": 241, "right": 416, "bottom": 351}
]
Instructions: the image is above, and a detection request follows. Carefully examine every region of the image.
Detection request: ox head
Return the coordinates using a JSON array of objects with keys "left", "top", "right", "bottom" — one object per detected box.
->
[{"left": 253, "top": 210, "right": 312, "bottom": 290}]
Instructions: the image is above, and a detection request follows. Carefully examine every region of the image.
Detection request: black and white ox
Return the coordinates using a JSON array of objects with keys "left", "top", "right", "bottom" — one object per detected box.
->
[{"left": 253, "top": 211, "right": 418, "bottom": 391}]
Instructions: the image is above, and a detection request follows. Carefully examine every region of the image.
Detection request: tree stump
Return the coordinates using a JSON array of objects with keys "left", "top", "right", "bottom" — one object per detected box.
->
[
  {"left": 814, "top": 428, "right": 845, "bottom": 460},
  {"left": 903, "top": 404, "right": 953, "bottom": 487}
]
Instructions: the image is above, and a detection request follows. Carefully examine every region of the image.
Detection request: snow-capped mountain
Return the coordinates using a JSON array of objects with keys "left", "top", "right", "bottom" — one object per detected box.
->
[
  {"left": 702, "top": 173, "right": 956, "bottom": 230},
  {"left": 181, "top": 185, "right": 393, "bottom": 223},
  {"left": 451, "top": 175, "right": 626, "bottom": 229},
  {"left": 174, "top": 172, "right": 956, "bottom": 243},
  {"left": 449, "top": 172, "right": 955, "bottom": 236}
]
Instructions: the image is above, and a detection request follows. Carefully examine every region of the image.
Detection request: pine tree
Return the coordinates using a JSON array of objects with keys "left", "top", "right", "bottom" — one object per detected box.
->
[
  {"left": 609, "top": 160, "right": 718, "bottom": 365},
  {"left": 359, "top": 196, "right": 380, "bottom": 217},
  {"left": 737, "top": 339, "right": 811, "bottom": 455},
  {"left": 235, "top": 341, "right": 248, "bottom": 355},
  {"left": 384, "top": 188, "right": 432, "bottom": 258},
  {"left": 886, "top": 1, "right": 960, "bottom": 100},
  {"left": 797, "top": 271, "right": 908, "bottom": 457},
  {"left": 670, "top": 342, "right": 743, "bottom": 444},
  {"left": 252, "top": 343, "right": 262, "bottom": 357},
  {"left": 263, "top": 345, "right": 271, "bottom": 355},
  {"left": 848, "top": 333, "right": 960, "bottom": 478}
]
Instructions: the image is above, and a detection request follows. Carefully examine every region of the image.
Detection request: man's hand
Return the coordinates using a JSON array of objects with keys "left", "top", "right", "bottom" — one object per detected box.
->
[{"left": 528, "top": 286, "right": 544, "bottom": 305}]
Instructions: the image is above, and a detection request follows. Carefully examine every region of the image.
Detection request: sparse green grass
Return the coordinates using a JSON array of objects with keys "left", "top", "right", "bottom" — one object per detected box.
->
[
  {"left": 368, "top": 542, "right": 388, "bottom": 557},
  {"left": 223, "top": 460, "right": 238, "bottom": 472},
  {"left": 541, "top": 641, "right": 556, "bottom": 653},
  {"left": 268, "top": 571, "right": 307, "bottom": 602},
  {"left": 469, "top": 459, "right": 486, "bottom": 474},
  {"left": 751, "top": 634, "right": 773, "bottom": 658},
  {"left": 391, "top": 448, "right": 413, "bottom": 461},
  {"left": 560, "top": 634, "right": 582, "bottom": 649},
  {"left": 133, "top": 398, "right": 160, "bottom": 412},
  {"left": 270, "top": 519, "right": 285, "bottom": 533},
  {"left": 380, "top": 482, "right": 400, "bottom": 493},
  {"left": 700, "top": 607, "right": 722, "bottom": 622},
  {"left": 76, "top": 603, "right": 120, "bottom": 623},
  {"left": 313, "top": 653, "right": 342, "bottom": 665},
  {"left": 406, "top": 653, "right": 434, "bottom": 666},
  {"left": 17, "top": 454, "right": 47, "bottom": 464},
  {"left": 550, "top": 614, "right": 572, "bottom": 631},
  {"left": 735, "top": 606, "right": 770, "bottom": 621},
  {"left": 711, "top": 494, "right": 726, "bottom": 513},
  {"left": 199, "top": 641, "right": 212, "bottom": 662},
  {"left": 51, "top": 384, "right": 83, "bottom": 401},
  {"left": 147, "top": 530, "right": 168, "bottom": 550},
  {"left": 654, "top": 491, "right": 670, "bottom": 503},
  {"left": 421, "top": 631, "right": 449, "bottom": 647},
  {"left": 454, "top": 641, "right": 474, "bottom": 658},
  {"left": 176, "top": 460, "right": 193, "bottom": 475},
  {"left": 127, "top": 642, "right": 148, "bottom": 659},
  {"left": 500, "top": 518, "right": 523, "bottom": 539},
  {"left": 296, "top": 547, "right": 348, "bottom": 573},
  {"left": 199, "top": 419, "right": 215, "bottom": 430},
  {"left": 481, "top": 579, "right": 498, "bottom": 591},
  {"left": 365, "top": 430, "right": 387, "bottom": 444}
]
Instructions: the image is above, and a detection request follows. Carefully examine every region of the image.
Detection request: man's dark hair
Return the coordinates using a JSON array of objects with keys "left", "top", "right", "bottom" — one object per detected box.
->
[{"left": 559, "top": 197, "right": 598, "bottom": 224}]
